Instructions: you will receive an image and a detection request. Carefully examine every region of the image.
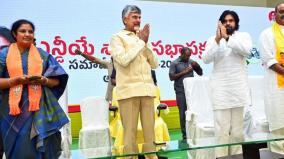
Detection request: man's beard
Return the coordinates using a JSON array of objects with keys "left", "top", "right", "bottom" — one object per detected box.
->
[{"left": 226, "top": 26, "right": 235, "bottom": 35}]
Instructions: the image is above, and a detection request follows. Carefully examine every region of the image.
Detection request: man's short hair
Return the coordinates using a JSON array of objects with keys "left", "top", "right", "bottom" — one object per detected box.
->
[
  {"left": 122, "top": 5, "right": 141, "bottom": 23},
  {"left": 219, "top": 10, "right": 240, "bottom": 31},
  {"left": 180, "top": 47, "right": 191, "bottom": 55},
  {"left": 275, "top": 2, "right": 284, "bottom": 12}
]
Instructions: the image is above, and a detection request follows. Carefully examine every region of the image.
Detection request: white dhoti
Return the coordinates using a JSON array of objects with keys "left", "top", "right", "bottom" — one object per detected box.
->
[{"left": 214, "top": 107, "right": 244, "bottom": 157}]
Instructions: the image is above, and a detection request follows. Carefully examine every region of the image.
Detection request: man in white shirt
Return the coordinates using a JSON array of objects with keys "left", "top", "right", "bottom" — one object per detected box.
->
[
  {"left": 258, "top": 2, "right": 284, "bottom": 154},
  {"left": 202, "top": 10, "right": 252, "bottom": 157}
]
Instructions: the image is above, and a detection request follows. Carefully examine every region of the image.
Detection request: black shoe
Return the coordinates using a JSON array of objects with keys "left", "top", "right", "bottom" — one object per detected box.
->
[{"left": 138, "top": 154, "right": 145, "bottom": 159}]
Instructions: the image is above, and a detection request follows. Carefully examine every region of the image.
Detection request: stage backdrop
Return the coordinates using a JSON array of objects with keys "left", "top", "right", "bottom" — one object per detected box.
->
[{"left": 0, "top": 0, "right": 274, "bottom": 104}]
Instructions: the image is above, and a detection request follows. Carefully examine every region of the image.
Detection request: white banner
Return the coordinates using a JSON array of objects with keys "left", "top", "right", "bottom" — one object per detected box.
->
[{"left": 0, "top": 0, "right": 274, "bottom": 104}]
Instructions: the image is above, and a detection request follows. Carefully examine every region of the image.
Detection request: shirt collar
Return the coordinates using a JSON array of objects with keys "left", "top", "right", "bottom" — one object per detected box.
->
[{"left": 119, "top": 29, "right": 136, "bottom": 36}]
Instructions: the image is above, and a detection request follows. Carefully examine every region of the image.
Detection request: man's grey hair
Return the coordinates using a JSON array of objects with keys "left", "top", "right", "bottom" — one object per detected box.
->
[{"left": 122, "top": 5, "right": 141, "bottom": 21}]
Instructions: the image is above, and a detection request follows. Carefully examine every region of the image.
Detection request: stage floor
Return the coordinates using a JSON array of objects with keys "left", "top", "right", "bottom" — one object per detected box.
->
[{"left": 70, "top": 149, "right": 284, "bottom": 159}]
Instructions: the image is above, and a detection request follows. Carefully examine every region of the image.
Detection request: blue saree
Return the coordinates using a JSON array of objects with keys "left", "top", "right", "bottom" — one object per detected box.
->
[{"left": 0, "top": 47, "right": 69, "bottom": 159}]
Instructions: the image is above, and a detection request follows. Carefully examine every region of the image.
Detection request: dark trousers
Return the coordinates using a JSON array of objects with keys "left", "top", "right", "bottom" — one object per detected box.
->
[{"left": 176, "top": 92, "right": 187, "bottom": 139}]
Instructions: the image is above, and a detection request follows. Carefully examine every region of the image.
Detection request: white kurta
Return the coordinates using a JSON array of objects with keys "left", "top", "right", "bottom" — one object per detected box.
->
[
  {"left": 202, "top": 32, "right": 252, "bottom": 110},
  {"left": 258, "top": 26, "right": 284, "bottom": 131}
]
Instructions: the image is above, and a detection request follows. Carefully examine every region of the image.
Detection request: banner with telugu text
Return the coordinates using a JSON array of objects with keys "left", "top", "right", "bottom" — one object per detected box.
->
[{"left": 0, "top": 0, "right": 274, "bottom": 104}]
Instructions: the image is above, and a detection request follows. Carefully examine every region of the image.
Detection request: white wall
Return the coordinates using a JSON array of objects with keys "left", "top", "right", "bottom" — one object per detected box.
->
[{"left": 141, "top": 0, "right": 281, "bottom": 7}]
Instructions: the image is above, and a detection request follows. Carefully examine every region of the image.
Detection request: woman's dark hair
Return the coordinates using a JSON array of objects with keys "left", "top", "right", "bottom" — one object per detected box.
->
[
  {"left": 219, "top": 10, "right": 240, "bottom": 31},
  {"left": 0, "top": 27, "right": 15, "bottom": 43},
  {"left": 11, "top": 19, "right": 35, "bottom": 41}
]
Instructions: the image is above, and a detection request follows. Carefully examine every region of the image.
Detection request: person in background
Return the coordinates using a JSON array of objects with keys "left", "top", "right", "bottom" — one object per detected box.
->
[
  {"left": 258, "top": 2, "right": 284, "bottom": 154},
  {"left": 202, "top": 10, "right": 252, "bottom": 157},
  {"left": 75, "top": 49, "right": 114, "bottom": 103},
  {"left": 110, "top": 5, "right": 159, "bottom": 159},
  {"left": 110, "top": 66, "right": 116, "bottom": 86},
  {"left": 169, "top": 46, "right": 203, "bottom": 140},
  {"left": 0, "top": 19, "right": 69, "bottom": 159}
]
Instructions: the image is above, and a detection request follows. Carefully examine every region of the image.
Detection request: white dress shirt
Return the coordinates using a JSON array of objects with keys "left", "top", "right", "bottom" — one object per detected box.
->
[{"left": 202, "top": 31, "right": 252, "bottom": 110}]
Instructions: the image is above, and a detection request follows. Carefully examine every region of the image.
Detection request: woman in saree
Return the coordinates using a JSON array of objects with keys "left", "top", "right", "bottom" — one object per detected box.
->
[{"left": 0, "top": 19, "right": 69, "bottom": 159}]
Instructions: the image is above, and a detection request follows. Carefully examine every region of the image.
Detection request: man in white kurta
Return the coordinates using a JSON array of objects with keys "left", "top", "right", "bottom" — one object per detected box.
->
[
  {"left": 258, "top": 2, "right": 284, "bottom": 154},
  {"left": 202, "top": 10, "right": 252, "bottom": 157}
]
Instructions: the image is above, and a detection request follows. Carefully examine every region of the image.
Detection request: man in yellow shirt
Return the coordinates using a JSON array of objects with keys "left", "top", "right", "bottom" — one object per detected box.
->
[{"left": 110, "top": 5, "right": 159, "bottom": 158}]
